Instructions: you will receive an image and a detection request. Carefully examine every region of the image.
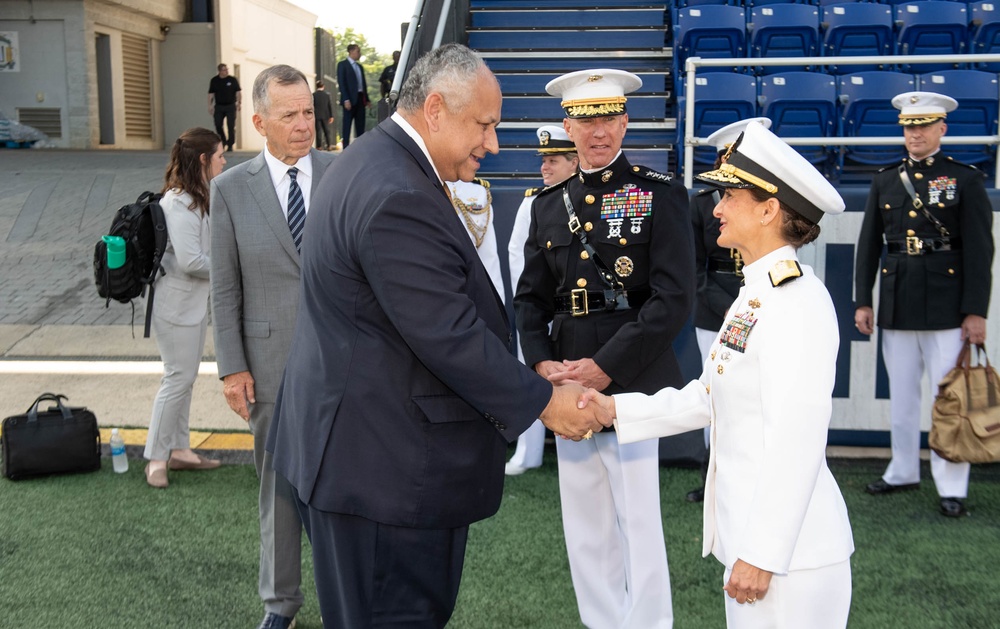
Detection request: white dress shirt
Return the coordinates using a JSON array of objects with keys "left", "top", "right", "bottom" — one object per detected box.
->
[{"left": 263, "top": 145, "right": 313, "bottom": 218}]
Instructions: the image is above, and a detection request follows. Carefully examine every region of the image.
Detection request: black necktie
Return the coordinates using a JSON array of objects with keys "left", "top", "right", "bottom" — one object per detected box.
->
[{"left": 287, "top": 167, "right": 305, "bottom": 252}]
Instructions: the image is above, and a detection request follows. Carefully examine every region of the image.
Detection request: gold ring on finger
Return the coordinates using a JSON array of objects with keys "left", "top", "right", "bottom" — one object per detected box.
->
[{"left": 583, "top": 429, "right": 594, "bottom": 440}]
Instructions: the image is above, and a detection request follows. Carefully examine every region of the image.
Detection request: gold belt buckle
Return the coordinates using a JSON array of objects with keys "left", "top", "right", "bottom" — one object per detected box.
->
[
  {"left": 570, "top": 288, "right": 589, "bottom": 317},
  {"left": 730, "top": 249, "right": 744, "bottom": 278},
  {"left": 905, "top": 236, "right": 923, "bottom": 255}
]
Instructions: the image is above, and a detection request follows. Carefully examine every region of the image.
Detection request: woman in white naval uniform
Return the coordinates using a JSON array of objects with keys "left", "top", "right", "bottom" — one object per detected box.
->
[
  {"left": 143, "top": 127, "right": 226, "bottom": 488},
  {"left": 582, "top": 121, "right": 855, "bottom": 628},
  {"left": 504, "top": 125, "right": 579, "bottom": 475}
]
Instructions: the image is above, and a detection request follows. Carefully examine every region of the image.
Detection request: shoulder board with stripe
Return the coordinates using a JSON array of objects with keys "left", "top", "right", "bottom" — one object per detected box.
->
[
  {"left": 631, "top": 165, "right": 674, "bottom": 184},
  {"left": 768, "top": 260, "right": 803, "bottom": 287}
]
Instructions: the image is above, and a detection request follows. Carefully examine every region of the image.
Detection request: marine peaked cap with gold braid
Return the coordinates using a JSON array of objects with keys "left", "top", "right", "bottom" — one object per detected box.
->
[{"left": 545, "top": 69, "right": 642, "bottom": 119}]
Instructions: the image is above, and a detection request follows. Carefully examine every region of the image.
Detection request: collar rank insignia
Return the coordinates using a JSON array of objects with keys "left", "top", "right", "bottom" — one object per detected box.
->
[
  {"left": 720, "top": 310, "right": 757, "bottom": 353},
  {"left": 768, "top": 260, "right": 802, "bottom": 287}
]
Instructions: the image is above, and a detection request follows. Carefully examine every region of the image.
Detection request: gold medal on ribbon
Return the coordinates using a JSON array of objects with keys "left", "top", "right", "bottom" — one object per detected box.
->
[{"left": 614, "top": 256, "right": 634, "bottom": 277}]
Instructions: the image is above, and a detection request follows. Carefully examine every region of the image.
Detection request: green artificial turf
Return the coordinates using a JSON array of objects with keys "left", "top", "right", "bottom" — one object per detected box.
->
[{"left": 0, "top": 454, "right": 997, "bottom": 628}]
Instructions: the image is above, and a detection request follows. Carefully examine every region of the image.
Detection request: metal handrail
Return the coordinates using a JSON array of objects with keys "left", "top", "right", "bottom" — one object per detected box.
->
[
  {"left": 682, "top": 53, "right": 1000, "bottom": 188},
  {"left": 388, "top": 0, "right": 426, "bottom": 107}
]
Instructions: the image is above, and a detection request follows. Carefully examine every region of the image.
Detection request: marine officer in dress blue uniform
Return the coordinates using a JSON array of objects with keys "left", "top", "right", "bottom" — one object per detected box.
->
[
  {"left": 687, "top": 117, "right": 771, "bottom": 503},
  {"left": 514, "top": 69, "right": 695, "bottom": 629},
  {"left": 855, "top": 92, "right": 994, "bottom": 518},
  {"left": 506, "top": 125, "right": 580, "bottom": 476}
]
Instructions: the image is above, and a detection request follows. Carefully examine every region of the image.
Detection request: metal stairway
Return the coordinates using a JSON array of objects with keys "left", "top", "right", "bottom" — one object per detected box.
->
[{"left": 467, "top": 0, "right": 674, "bottom": 179}]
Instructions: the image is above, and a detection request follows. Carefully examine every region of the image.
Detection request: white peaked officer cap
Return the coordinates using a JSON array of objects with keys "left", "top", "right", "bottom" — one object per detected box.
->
[
  {"left": 535, "top": 124, "right": 576, "bottom": 155},
  {"left": 545, "top": 69, "right": 642, "bottom": 119},
  {"left": 706, "top": 117, "right": 772, "bottom": 153},
  {"left": 892, "top": 91, "right": 958, "bottom": 126},
  {"left": 696, "top": 121, "right": 845, "bottom": 224}
]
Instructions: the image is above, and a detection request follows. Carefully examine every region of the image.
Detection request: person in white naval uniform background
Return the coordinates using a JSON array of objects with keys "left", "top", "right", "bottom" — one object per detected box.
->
[
  {"left": 447, "top": 178, "right": 504, "bottom": 300},
  {"left": 582, "top": 121, "right": 855, "bottom": 629},
  {"left": 505, "top": 124, "right": 580, "bottom": 476}
]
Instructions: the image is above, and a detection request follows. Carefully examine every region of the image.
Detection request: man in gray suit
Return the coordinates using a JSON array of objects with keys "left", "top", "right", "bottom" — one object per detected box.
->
[{"left": 210, "top": 64, "right": 335, "bottom": 629}]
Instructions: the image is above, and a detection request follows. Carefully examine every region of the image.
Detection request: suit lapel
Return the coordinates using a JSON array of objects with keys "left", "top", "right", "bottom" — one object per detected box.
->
[
  {"left": 247, "top": 151, "right": 300, "bottom": 265},
  {"left": 383, "top": 121, "right": 511, "bottom": 336},
  {"left": 383, "top": 120, "right": 451, "bottom": 203}
]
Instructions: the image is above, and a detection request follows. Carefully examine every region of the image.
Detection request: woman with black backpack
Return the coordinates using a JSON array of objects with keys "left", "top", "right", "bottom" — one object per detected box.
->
[{"left": 143, "top": 127, "right": 226, "bottom": 489}]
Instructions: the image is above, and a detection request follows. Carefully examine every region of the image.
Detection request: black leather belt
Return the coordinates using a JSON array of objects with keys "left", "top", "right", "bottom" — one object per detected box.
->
[
  {"left": 886, "top": 237, "right": 960, "bottom": 255},
  {"left": 554, "top": 288, "right": 651, "bottom": 317},
  {"left": 707, "top": 257, "right": 744, "bottom": 276}
]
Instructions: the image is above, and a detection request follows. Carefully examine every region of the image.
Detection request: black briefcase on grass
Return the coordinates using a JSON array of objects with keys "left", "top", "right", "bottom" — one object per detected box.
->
[{"left": 1, "top": 393, "right": 102, "bottom": 480}]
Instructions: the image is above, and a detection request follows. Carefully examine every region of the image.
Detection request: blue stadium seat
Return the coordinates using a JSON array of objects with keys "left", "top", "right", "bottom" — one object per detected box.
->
[
  {"left": 678, "top": 0, "right": 735, "bottom": 6},
  {"left": 894, "top": 1, "right": 968, "bottom": 72},
  {"left": 676, "top": 73, "right": 759, "bottom": 168},
  {"left": 759, "top": 72, "right": 838, "bottom": 168},
  {"left": 838, "top": 71, "right": 916, "bottom": 166},
  {"left": 917, "top": 70, "right": 999, "bottom": 165},
  {"left": 821, "top": 3, "right": 894, "bottom": 74},
  {"left": 879, "top": 0, "right": 966, "bottom": 4},
  {"left": 675, "top": 5, "right": 746, "bottom": 74},
  {"left": 970, "top": 0, "right": 1000, "bottom": 72},
  {"left": 748, "top": 4, "right": 820, "bottom": 75}
]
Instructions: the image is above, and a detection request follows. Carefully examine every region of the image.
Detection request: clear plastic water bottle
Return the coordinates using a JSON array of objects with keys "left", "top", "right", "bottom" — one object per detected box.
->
[{"left": 110, "top": 428, "right": 129, "bottom": 473}]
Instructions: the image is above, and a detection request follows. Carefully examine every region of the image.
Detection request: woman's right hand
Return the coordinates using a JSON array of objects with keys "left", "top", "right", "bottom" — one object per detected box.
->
[{"left": 578, "top": 388, "right": 616, "bottom": 421}]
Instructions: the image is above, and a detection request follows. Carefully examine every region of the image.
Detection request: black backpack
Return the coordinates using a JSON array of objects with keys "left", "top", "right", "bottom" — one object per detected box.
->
[{"left": 93, "top": 191, "right": 168, "bottom": 338}]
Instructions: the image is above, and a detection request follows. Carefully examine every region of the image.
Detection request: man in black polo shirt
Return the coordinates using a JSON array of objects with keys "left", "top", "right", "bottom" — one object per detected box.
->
[{"left": 208, "top": 63, "right": 242, "bottom": 151}]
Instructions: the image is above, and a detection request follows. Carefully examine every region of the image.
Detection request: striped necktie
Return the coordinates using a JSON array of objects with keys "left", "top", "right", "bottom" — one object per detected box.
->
[{"left": 286, "top": 167, "right": 305, "bottom": 252}]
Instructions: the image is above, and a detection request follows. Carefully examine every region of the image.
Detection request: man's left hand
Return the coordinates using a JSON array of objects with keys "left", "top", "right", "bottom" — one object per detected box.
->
[
  {"left": 547, "top": 358, "right": 612, "bottom": 391},
  {"left": 962, "top": 314, "right": 988, "bottom": 345}
]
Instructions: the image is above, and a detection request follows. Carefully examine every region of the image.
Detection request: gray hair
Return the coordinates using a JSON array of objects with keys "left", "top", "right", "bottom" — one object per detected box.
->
[
  {"left": 397, "top": 44, "right": 490, "bottom": 113},
  {"left": 252, "top": 64, "right": 309, "bottom": 115}
]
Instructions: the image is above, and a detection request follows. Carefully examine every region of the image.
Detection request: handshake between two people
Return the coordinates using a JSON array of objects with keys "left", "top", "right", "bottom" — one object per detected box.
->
[{"left": 535, "top": 358, "right": 619, "bottom": 441}]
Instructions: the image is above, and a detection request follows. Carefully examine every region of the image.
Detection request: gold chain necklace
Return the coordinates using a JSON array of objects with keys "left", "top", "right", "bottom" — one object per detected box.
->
[{"left": 450, "top": 186, "right": 492, "bottom": 249}]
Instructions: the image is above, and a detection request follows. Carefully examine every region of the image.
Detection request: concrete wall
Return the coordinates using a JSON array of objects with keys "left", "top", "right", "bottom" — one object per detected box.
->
[
  {"left": 160, "top": 23, "right": 217, "bottom": 145},
  {"left": 0, "top": 2, "right": 85, "bottom": 147},
  {"left": 0, "top": 0, "right": 185, "bottom": 149},
  {"left": 215, "top": 0, "right": 317, "bottom": 152}
]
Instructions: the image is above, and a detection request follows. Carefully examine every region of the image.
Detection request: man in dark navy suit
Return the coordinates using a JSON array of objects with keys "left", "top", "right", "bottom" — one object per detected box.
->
[
  {"left": 336, "top": 43, "right": 370, "bottom": 148},
  {"left": 269, "top": 43, "right": 610, "bottom": 628}
]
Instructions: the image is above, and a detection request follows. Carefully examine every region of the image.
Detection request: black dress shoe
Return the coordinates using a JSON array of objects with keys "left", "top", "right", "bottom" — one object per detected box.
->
[
  {"left": 686, "top": 487, "right": 705, "bottom": 503},
  {"left": 257, "top": 613, "right": 295, "bottom": 629},
  {"left": 940, "top": 497, "right": 968, "bottom": 518},
  {"left": 865, "top": 479, "right": 920, "bottom": 495}
]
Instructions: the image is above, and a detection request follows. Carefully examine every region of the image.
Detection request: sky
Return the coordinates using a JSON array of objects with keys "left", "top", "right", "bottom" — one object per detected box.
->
[{"left": 288, "top": 0, "right": 418, "bottom": 55}]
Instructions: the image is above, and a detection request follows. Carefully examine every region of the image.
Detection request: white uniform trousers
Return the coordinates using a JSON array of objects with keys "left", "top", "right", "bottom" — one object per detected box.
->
[
  {"left": 723, "top": 559, "right": 851, "bottom": 629},
  {"left": 556, "top": 432, "right": 672, "bottom": 629},
  {"left": 696, "top": 327, "right": 718, "bottom": 448},
  {"left": 881, "top": 328, "right": 971, "bottom": 497},
  {"left": 144, "top": 314, "right": 207, "bottom": 461},
  {"left": 507, "top": 419, "right": 545, "bottom": 469}
]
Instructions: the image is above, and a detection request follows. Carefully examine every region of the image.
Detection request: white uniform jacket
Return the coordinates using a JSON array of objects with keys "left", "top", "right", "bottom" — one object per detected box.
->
[
  {"left": 448, "top": 180, "right": 505, "bottom": 303},
  {"left": 615, "top": 246, "right": 854, "bottom": 575},
  {"left": 153, "top": 189, "right": 211, "bottom": 326}
]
